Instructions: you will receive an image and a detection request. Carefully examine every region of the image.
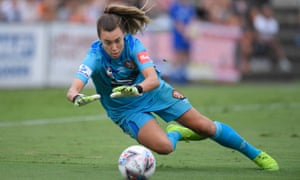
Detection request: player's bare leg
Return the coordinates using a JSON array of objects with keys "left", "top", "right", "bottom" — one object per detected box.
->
[{"left": 138, "top": 119, "right": 173, "bottom": 155}]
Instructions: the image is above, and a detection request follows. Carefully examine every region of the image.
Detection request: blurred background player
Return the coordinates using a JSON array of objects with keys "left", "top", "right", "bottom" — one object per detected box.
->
[{"left": 168, "top": 0, "right": 196, "bottom": 84}]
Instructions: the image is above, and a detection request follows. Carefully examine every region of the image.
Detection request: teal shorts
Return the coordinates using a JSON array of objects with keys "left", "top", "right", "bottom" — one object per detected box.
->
[{"left": 118, "top": 96, "right": 192, "bottom": 140}]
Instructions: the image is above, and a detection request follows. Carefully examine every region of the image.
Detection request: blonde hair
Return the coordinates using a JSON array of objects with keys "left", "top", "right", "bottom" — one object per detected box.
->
[{"left": 97, "top": 4, "right": 151, "bottom": 37}]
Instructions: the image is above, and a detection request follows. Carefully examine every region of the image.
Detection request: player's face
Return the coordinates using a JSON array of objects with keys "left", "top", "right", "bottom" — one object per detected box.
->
[{"left": 100, "top": 27, "right": 125, "bottom": 59}]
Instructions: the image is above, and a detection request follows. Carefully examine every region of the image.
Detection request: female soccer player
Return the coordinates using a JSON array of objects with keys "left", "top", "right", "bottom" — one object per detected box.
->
[{"left": 66, "top": 3, "right": 278, "bottom": 171}]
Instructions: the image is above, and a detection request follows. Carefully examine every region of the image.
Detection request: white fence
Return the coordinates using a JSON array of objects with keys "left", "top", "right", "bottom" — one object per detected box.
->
[{"left": 0, "top": 22, "right": 241, "bottom": 88}]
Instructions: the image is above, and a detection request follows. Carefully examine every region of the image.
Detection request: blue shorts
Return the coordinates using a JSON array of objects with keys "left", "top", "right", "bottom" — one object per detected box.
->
[
  {"left": 114, "top": 86, "right": 192, "bottom": 139},
  {"left": 173, "top": 32, "right": 190, "bottom": 51}
]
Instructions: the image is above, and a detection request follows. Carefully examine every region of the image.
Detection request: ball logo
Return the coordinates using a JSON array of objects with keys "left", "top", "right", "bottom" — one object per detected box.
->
[
  {"left": 137, "top": 52, "right": 151, "bottom": 64},
  {"left": 118, "top": 145, "right": 156, "bottom": 179}
]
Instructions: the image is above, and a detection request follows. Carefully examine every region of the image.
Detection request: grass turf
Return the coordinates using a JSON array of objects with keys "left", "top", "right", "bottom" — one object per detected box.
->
[{"left": 0, "top": 82, "right": 299, "bottom": 179}]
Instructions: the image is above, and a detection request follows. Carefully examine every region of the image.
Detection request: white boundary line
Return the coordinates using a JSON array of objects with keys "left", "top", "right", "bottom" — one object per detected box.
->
[{"left": 0, "top": 102, "right": 299, "bottom": 128}]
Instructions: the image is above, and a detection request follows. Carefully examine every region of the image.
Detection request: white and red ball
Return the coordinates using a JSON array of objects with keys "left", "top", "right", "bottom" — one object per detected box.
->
[{"left": 118, "top": 145, "right": 156, "bottom": 180}]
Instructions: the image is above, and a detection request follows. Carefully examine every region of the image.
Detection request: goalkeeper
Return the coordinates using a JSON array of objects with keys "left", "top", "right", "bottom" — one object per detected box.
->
[{"left": 67, "top": 3, "right": 278, "bottom": 171}]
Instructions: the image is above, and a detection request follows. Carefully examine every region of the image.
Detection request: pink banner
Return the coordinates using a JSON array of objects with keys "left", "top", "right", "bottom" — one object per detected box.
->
[{"left": 138, "top": 22, "right": 242, "bottom": 82}]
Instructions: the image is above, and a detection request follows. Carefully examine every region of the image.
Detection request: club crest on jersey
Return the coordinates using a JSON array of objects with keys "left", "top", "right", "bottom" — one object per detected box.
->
[
  {"left": 137, "top": 51, "right": 151, "bottom": 64},
  {"left": 78, "top": 64, "right": 92, "bottom": 78},
  {"left": 106, "top": 67, "right": 113, "bottom": 78},
  {"left": 124, "top": 60, "right": 136, "bottom": 69},
  {"left": 173, "top": 90, "right": 185, "bottom": 99}
]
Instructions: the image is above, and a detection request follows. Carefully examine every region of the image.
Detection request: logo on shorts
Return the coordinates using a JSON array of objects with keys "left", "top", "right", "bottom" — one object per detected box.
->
[{"left": 172, "top": 90, "right": 185, "bottom": 99}]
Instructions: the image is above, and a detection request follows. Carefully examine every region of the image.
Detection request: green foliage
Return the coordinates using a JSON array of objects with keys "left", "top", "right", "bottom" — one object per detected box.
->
[{"left": 0, "top": 83, "right": 300, "bottom": 180}]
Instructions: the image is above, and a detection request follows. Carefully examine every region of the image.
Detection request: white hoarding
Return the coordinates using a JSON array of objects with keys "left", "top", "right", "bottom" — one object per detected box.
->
[
  {"left": 0, "top": 22, "right": 241, "bottom": 89},
  {"left": 48, "top": 24, "right": 97, "bottom": 87},
  {"left": 0, "top": 24, "right": 48, "bottom": 88}
]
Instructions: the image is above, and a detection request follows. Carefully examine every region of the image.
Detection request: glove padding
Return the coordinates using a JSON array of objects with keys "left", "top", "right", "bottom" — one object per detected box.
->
[
  {"left": 73, "top": 94, "right": 101, "bottom": 107},
  {"left": 110, "top": 86, "right": 142, "bottom": 98}
]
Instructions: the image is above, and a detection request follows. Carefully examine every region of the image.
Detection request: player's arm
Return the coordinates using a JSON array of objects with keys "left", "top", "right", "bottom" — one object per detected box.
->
[
  {"left": 67, "top": 78, "right": 85, "bottom": 102},
  {"left": 67, "top": 78, "right": 100, "bottom": 107},
  {"left": 138, "top": 66, "right": 160, "bottom": 92}
]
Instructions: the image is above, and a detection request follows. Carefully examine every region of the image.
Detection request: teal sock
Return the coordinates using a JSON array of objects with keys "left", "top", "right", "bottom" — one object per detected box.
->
[
  {"left": 211, "top": 121, "right": 261, "bottom": 160},
  {"left": 167, "top": 131, "right": 182, "bottom": 150}
]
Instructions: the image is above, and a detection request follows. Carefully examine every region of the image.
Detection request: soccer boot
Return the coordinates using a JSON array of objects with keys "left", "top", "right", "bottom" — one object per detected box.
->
[
  {"left": 253, "top": 151, "right": 279, "bottom": 171},
  {"left": 166, "top": 124, "right": 205, "bottom": 141}
]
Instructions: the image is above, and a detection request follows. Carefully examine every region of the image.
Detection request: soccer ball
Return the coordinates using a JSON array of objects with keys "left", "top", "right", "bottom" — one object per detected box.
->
[{"left": 118, "top": 145, "right": 156, "bottom": 180}]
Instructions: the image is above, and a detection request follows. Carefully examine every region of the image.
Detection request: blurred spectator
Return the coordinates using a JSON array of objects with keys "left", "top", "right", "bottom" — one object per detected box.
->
[
  {"left": 84, "top": 0, "right": 105, "bottom": 24},
  {"left": 56, "top": 1, "right": 74, "bottom": 22},
  {"left": 232, "top": 0, "right": 248, "bottom": 27},
  {"left": 248, "top": 0, "right": 271, "bottom": 7},
  {"left": 1, "top": 0, "right": 21, "bottom": 23},
  {"left": 36, "top": 0, "right": 58, "bottom": 22},
  {"left": 68, "top": 2, "right": 88, "bottom": 24},
  {"left": 197, "top": 0, "right": 241, "bottom": 26},
  {"left": 237, "top": 5, "right": 259, "bottom": 74},
  {"left": 0, "top": 0, "right": 5, "bottom": 21},
  {"left": 18, "top": 0, "right": 40, "bottom": 23},
  {"left": 295, "top": 14, "right": 300, "bottom": 47},
  {"left": 253, "top": 4, "right": 291, "bottom": 72},
  {"left": 168, "top": 0, "right": 196, "bottom": 84},
  {"left": 56, "top": 0, "right": 104, "bottom": 25},
  {"left": 238, "top": 3, "right": 292, "bottom": 74}
]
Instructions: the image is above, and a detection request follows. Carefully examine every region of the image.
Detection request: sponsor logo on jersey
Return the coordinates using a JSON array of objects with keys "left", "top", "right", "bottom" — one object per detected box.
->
[
  {"left": 137, "top": 52, "right": 151, "bottom": 64},
  {"left": 172, "top": 90, "right": 185, "bottom": 99},
  {"left": 78, "top": 64, "right": 92, "bottom": 78}
]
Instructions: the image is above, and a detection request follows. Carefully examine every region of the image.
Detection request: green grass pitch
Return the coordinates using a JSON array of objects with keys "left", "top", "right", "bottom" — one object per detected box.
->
[{"left": 0, "top": 82, "right": 300, "bottom": 180}]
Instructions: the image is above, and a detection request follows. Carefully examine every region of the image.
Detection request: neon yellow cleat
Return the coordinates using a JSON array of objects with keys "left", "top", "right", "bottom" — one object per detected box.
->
[
  {"left": 253, "top": 152, "right": 279, "bottom": 171},
  {"left": 166, "top": 124, "right": 205, "bottom": 141}
]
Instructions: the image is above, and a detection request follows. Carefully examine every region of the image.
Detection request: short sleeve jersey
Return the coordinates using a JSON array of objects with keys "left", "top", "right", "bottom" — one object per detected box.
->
[{"left": 75, "top": 34, "right": 166, "bottom": 118}]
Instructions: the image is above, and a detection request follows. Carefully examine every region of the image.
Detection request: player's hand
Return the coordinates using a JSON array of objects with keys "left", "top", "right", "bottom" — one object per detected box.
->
[
  {"left": 110, "top": 85, "right": 142, "bottom": 98},
  {"left": 73, "top": 94, "right": 101, "bottom": 107}
]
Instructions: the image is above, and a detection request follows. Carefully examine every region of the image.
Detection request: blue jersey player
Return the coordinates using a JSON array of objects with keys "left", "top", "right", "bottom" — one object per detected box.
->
[{"left": 67, "top": 3, "right": 278, "bottom": 171}]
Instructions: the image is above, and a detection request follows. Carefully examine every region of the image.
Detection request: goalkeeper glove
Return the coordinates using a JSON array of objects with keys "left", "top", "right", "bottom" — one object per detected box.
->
[
  {"left": 110, "top": 85, "right": 143, "bottom": 98},
  {"left": 73, "top": 94, "right": 101, "bottom": 107}
]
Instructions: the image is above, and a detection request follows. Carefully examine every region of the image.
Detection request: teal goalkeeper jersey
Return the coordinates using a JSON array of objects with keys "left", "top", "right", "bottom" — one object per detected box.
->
[{"left": 75, "top": 34, "right": 173, "bottom": 119}]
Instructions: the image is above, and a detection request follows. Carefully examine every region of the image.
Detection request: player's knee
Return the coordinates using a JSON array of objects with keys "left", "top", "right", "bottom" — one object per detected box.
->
[
  {"left": 193, "top": 120, "right": 216, "bottom": 137},
  {"left": 154, "top": 141, "right": 174, "bottom": 155}
]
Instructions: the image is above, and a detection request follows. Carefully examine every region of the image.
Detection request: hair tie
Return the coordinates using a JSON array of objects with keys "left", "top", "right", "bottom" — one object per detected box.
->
[{"left": 104, "top": 7, "right": 110, "bottom": 14}]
